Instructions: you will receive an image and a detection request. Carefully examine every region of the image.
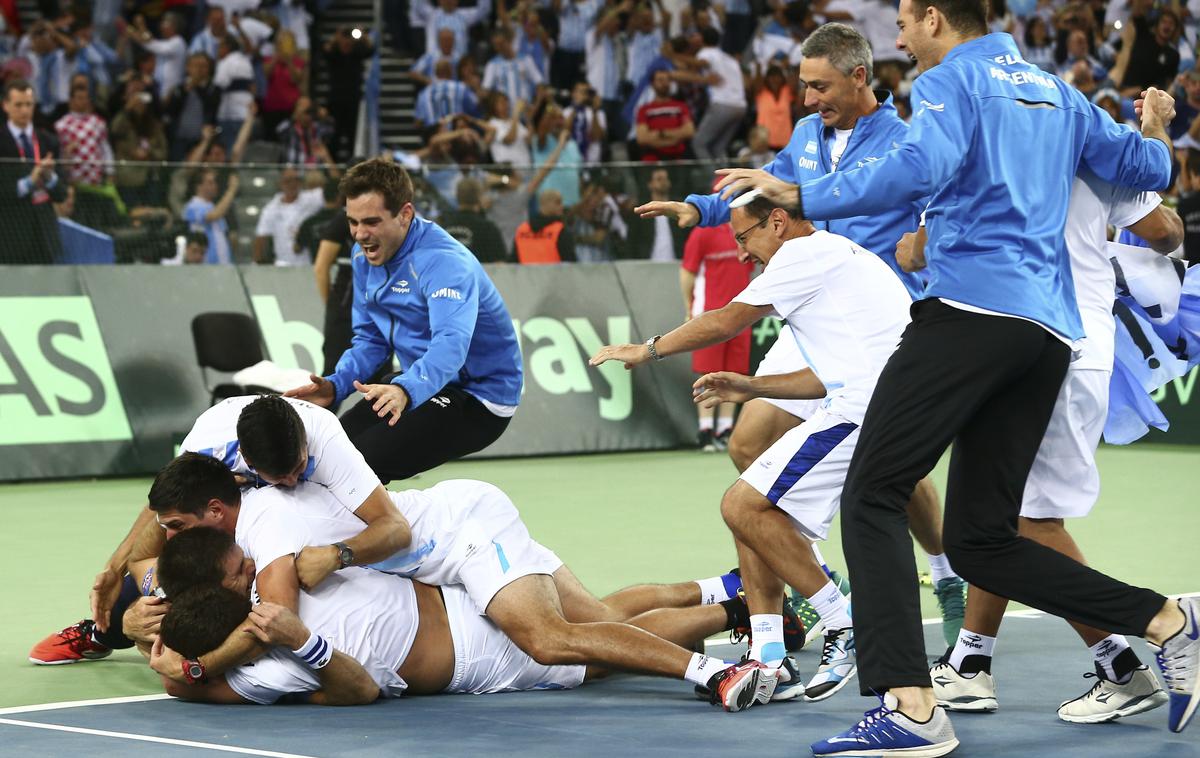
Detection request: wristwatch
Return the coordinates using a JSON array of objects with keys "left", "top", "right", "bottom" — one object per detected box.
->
[
  {"left": 334, "top": 541, "right": 355, "bottom": 569},
  {"left": 182, "top": 658, "right": 208, "bottom": 685},
  {"left": 645, "top": 335, "right": 665, "bottom": 361}
]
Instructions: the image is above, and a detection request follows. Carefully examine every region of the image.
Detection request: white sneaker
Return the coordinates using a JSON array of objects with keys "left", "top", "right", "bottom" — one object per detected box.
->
[
  {"left": 805, "top": 627, "right": 857, "bottom": 702},
  {"left": 1057, "top": 665, "right": 1168, "bottom": 724},
  {"left": 772, "top": 656, "right": 807, "bottom": 701},
  {"left": 1153, "top": 596, "right": 1200, "bottom": 733},
  {"left": 931, "top": 659, "right": 997, "bottom": 712}
]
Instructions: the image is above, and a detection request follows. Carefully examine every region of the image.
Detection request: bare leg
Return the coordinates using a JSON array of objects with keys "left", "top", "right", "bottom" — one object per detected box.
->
[
  {"left": 486, "top": 573, "right": 696, "bottom": 678},
  {"left": 734, "top": 536, "right": 787, "bottom": 617},
  {"left": 626, "top": 603, "right": 729, "bottom": 649},
  {"left": 906, "top": 477, "right": 945, "bottom": 555},
  {"left": 601, "top": 582, "right": 705, "bottom": 618},
  {"left": 720, "top": 481, "right": 830, "bottom": 602},
  {"left": 726, "top": 399, "right": 802, "bottom": 473}
]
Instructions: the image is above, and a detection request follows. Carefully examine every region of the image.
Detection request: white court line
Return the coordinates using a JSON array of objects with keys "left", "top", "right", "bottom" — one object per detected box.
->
[
  {"left": 0, "top": 718, "right": 318, "bottom": 758},
  {"left": 0, "top": 693, "right": 173, "bottom": 716}
]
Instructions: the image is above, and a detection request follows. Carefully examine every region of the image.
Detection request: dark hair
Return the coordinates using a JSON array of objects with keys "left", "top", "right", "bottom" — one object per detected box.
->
[
  {"left": 160, "top": 584, "right": 249, "bottom": 659},
  {"left": 157, "top": 526, "right": 235, "bottom": 599},
  {"left": 1023, "top": 15, "right": 1047, "bottom": 48},
  {"left": 700, "top": 26, "right": 721, "bottom": 48},
  {"left": 741, "top": 193, "right": 805, "bottom": 221},
  {"left": 4, "top": 79, "right": 33, "bottom": 99},
  {"left": 338, "top": 158, "right": 414, "bottom": 215},
  {"left": 1185, "top": 148, "right": 1200, "bottom": 178},
  {"left": 186, "top": 230, "right": 209, "bottom": 247},
  {"left": 148, "top": 452, "right": 240, "bottom": 515},
  {"left": 910, "top": 0, "right": 988, "bottom": 36},
  {"left": 236, "top": 395, "right": 306, "bottom": 477}
]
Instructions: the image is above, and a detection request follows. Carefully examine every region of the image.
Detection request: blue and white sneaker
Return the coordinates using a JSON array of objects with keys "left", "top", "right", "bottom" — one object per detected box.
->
[
  {"left": 805, "top": 626, "right": 857, "bottom": 702},
  {"left": 1152, "top": 596, "right": 1200, "bottom": 733},
  {"left": 811, "top": 693, "right": 958, "bottom": 757}
]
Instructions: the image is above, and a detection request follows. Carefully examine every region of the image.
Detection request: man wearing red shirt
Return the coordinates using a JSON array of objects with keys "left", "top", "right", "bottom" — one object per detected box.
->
[
  {"left": 680, "top": 221, "right": 753, "bottom": 450},
  {"left": 635, "top": 69, "right": 694, "bottom": 162}
]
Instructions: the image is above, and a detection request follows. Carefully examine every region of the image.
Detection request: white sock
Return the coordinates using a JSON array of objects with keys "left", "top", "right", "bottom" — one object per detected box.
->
[
  {"left": 810, "top": 543, "right": 831, "bottom": 576},
  {"left": 1090, "top": 634, "right": 1133, "bottom": 683},
  {"left": 694, "top": 576, "right": 735, "bottom": 605},
  {"left": 699, "top": 415, "right": 715, "bottom": 431},
  {"left": 807, "top": 581, "right": 853, "bottom": 631},
  {"left": 716, "top": 415, "right": 734, "bottom": 435},
  {"left": 683, "top": 652, "right": 726, "bottom": 686},
  {"left": 748, "top": 614, "right": 786, "bottom": 666},
  {"left": 927, "top": 553, "right": 958, "bottom": 584},
  {"left": 948, "top": 629, "right": 995, "bottom": 672}
]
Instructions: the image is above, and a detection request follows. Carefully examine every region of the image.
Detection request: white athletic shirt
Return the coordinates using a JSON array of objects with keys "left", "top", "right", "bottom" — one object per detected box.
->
[
  {"left": 829, "top": 128, "right": 853, "bottom": 171},
  {"left": 733, "top": 230, "right": 912, "bottom": 424},
  {"left": 1063, "top": 168, "right": 1161, "bottom": 372},
  {"left": 181, "top": 396, "right": 379, "bottom": 515},
  {"left": 224, "top": 567, "right": 419, "bottom": 703},
  {"left": 235, "top": 478, "right": 491, "bottom": 589}
]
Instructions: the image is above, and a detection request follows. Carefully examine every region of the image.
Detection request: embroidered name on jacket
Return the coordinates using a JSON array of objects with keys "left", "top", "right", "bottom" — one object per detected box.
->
[{"left": 431, "top": 287, "right": 464, "bottom": 300}]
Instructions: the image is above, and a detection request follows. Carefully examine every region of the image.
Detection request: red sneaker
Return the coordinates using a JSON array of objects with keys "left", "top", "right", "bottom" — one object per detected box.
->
[
  {"left": 29, "top": 620, "right": 112, "bottom": 665},
  {"left": 707, "top": 660, "right": 778, "bottom": 712}
]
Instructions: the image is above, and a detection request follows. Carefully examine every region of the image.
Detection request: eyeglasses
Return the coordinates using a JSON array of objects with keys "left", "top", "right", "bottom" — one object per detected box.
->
[{"left": 733, "top": 215, "right": 770, "bottom": 246}]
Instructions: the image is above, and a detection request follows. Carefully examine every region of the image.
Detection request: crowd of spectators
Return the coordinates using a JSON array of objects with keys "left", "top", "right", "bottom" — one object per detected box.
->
[
  {"left": 0, "top": 0, "right": 368, "bottom": 265},
  {"left": 4, "top": 0, "right": 1200, "bottom": 265},
  {"left": 396, "top": 0, "right": 1200, "bottom": 264}
]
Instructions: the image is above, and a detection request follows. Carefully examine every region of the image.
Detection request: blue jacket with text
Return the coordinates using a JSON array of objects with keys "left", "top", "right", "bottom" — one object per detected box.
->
[
  {"left": 325, "top": 218, "right": 523, "bottom": 409},
  {"left": 798, "top": 34, "right": 1172, "bottom": 340},
  {"left": 685, "top": 92, "right": 925, "bottom": 298}
]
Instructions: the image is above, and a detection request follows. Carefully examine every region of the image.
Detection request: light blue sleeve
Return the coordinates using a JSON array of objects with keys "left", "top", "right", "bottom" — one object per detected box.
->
[
  {"left": 326, "top": 256, "right": 394, "bottom": 404},
  {"left": 393, "top": 253, "right": 480, "bottom": 409},
  {"left": 1078, "top": 100, "right": 1172, "bottom": 191},
  {"left": 802, "top": 73, "right": 969, "bottom": 221},
  {"left": 684, "top": 124, "right": 806, "bottom": 227},
  {"left": 415, "top": 90, "right": 433, "bottom": 124}
]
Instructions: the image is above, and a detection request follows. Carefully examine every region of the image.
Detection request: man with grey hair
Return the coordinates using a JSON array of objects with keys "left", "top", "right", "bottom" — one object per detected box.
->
[{"left": 632, "top": 22, "right": 968, "bottom": 649}]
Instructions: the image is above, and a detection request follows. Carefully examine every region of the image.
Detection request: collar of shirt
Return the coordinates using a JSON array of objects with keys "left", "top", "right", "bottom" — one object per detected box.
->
[
  {"left": 7, "top": 121, "right": 32, "bottom": 143},
  {"left": 941, "top": 32, "right": 1016, "bottom": 66}
]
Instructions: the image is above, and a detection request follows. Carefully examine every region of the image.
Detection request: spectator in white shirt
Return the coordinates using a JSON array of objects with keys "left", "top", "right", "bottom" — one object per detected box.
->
[
  {"left": 213, "top": 35, "right": 256, "bottom": 151},
  {"left": 127, "top": 12, "right": 187, "bottom": 100},
  {"left": 485, "top": 91, "right": 532, "bottom": 168},
  {"left": 253, "top": 167, "right": 326, "bottom": 265},
  {"left": 563, "top": 81, "right": 606, "bottom": 163},
  {"left": 189, "top": 7, "right": 229, "bottom": 59},
  {"left": 691, "top": 26, "right": 746, "bottom": 160}
]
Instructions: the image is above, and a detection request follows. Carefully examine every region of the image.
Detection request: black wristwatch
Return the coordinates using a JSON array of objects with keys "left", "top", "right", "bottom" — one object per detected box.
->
[
  {"left": 182, "top": 658, "right": 208, "bottom": 685},
  {"left": 334, "top": 541, "right": 355, "bottom": 569}
]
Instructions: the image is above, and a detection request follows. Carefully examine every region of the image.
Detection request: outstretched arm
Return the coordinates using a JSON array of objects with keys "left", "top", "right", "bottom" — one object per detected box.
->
[{"left": 589, "top": 302, "right": 771, "bottom": 368}]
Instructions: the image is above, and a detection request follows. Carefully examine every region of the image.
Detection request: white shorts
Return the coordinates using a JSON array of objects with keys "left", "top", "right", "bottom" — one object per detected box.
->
[
  {"left": 442, "top": 584, "right": 587, "bottom": 695},
  {"left": 756, "top": 330, "right": 823, "bottom": 421},
  {"left": 1020, "top": 368, "right": 1109, "bottom": 519},
  {"left": 739, "top": 408, "right": 860, "bottom": 541},
  {"left": 448, "top": 483, "right": 565, "bottom": 614}
]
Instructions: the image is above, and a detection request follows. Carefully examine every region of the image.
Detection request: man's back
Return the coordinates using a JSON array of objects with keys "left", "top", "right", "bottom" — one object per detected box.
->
[{"left": 801, "top": 33, "right": 1171, "bottom": 341}]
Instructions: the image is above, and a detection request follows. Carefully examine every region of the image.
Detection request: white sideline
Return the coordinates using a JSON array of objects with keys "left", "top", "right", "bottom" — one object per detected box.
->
[{"left": 0, "top": 717, "right": 318, "bottom": 757}]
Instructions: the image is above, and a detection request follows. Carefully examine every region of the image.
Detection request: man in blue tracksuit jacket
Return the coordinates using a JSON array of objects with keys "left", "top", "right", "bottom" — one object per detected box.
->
[
  {"left": 717, "top": 2, "right": 1196, "bottom": 756},
  {"left": 287, "top": 158, "right": 523, "bottom": 482}
]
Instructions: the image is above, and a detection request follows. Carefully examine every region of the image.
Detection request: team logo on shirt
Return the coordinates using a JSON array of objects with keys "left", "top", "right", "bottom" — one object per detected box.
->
[{"left": 804, "top": 140, "right": 818, "bottom": 154}]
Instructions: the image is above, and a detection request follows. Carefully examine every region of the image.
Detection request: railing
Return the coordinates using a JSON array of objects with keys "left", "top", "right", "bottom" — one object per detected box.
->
[{"left": 0, "top": 155, "right": 763, "bottom": 265}]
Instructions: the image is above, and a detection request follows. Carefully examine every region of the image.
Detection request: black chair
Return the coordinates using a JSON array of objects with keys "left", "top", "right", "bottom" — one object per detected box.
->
[{"left": 191, "top": 312, "right": 278, "bottom": 405}]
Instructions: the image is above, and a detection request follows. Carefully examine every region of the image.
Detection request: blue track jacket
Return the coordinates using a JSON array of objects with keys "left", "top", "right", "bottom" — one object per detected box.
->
[
  {"left": 325, "top": 218, "right": 524, "bottom": 409},
  {"left": 797, "top": 34, "right": 1172, "bottom": 340},
  {"left": 685, "top": 92, "right": 925, "bottom": 298}
]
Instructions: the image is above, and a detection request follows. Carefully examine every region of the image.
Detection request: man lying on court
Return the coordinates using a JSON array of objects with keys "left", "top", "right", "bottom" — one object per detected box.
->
[{"left": 141, "top": 453, "right": 779, "bottom": 709}]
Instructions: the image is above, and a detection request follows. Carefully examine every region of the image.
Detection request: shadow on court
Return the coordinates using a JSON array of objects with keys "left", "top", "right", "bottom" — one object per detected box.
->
[{"left": 2, "top": 614, "right": 1198, "bottom": 758}]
